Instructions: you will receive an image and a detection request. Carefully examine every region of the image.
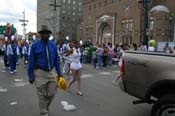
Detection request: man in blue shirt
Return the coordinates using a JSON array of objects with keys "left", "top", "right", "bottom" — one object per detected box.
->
[{"left": 28, "top": 25, "right": 62, "bottom": 116}]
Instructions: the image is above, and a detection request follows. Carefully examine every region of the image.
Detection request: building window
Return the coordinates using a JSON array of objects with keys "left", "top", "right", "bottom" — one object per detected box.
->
[
  {"left": 99, "top": 2, "right": 102, "bottom": 7},
  {"left": 79, "top": 8, "right": 81, "bottom": 11},
  {"left": 149, "top": 17, "right": 154, "bottom": 30},
  {"left": 128, "top": 19, "right": 133, "bottom": 31},
  {"left": 89, "top": 6, "right": 91, "bottom": 10},
  {"left": 121, "top": 20, "right": 125, "bottom": 31},
  {"left": 86, "top": 27, "right": 93, "bottom": 37},
  {"left": 104, "top": 0, "right": 107, "bottom": 5},
  {"left": 125, "top": 20, "right": 129, "bottom": 31},
  {"left": 73, "top": 1, "right": 76, "bottom": 4},
  {"left": 122, "top": 20, "right": 131, "bottom": 31},
  {"left": 94, "top": 4, "right": 96, "bottom": 9}
]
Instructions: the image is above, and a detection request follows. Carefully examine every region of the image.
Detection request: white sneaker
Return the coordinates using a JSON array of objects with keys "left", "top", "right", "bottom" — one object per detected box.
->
[
  {"left": 10, "top": 71, "right": 14, "bottom": 74},
  {"left": 77, "top": 91, "right": 83, "bottom": 96}
]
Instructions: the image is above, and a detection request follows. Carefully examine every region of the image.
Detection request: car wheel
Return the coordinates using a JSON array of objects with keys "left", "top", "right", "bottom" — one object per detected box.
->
[{"left": 151, "top": 94, "right": 175, "bottom": 116}]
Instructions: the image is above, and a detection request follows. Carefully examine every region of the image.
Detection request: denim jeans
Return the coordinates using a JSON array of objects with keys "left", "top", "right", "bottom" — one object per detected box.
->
[
  {"left": 108, "top": 54, "right": 113, "bottom": 65},
  {"left": 83, "top": 55, "right": 88, "bottom": 64},
  {"left": 97, "top": 54, "right": 103, "bottom": 68}
]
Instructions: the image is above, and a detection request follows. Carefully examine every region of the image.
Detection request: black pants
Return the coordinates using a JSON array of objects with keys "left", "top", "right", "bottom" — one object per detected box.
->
[{"left": 103, "top": 55, "right": 108, "bottom": 67}]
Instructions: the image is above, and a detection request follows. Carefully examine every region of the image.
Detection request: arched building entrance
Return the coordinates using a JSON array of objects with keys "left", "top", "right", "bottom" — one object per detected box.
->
[
  {"left": 96, "top": 14, "right": 116, "bottom": 45},
  {"left": 149, "top": 5, "right": 174, "bottom": 42},
  {"left": 99, "top": 22, "right": 112, "bottom": 44}
]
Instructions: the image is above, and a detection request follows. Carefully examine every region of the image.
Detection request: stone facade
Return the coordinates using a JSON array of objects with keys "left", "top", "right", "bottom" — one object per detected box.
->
[{"left": 82, "top": 0, "right": 175, "bottom": 46}]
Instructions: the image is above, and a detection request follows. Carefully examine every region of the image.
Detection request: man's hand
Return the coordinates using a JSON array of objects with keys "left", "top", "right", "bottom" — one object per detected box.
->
[
  {"left": 29, "top": 79, "right": 35, "bottom": 84},
  {"left": 56, "top": 74, "right": 63, "bottom": 81},
  {"left": 57, "top": 74, "right": 63, "bottom": 77}
]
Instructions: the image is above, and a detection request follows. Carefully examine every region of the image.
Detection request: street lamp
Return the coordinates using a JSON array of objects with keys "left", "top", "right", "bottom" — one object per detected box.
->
[{"left": 137, "top": 0, "right": 150, "bottom": 47}]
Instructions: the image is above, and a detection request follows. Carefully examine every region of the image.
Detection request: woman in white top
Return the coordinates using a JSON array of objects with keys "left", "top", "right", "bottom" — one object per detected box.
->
[
  {"left": 113, "top": 44, "right": 125, "bottom": 84},
  {"left": 67, "top": 41, "right": 83, "bottom": 96},
  {"left": 63, "top": 43, "right": 73, "bottom": 78}
]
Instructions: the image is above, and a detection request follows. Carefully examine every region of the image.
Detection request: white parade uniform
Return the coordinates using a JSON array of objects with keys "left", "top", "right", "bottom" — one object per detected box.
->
[{"left": 70, "top": 47, "right": 82, "bottom": 70}]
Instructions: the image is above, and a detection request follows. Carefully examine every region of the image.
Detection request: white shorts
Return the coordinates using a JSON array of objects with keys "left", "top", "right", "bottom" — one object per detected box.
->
[
  {"left": 70, "top": 62, "right": 82, "bottom": 70},
  {"left": 118, "top": 61, "right": 122, "bottom": 68}
]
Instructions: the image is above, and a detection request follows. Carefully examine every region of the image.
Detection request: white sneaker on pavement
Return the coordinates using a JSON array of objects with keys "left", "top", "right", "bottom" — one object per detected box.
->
[{"left": 10, "top": 71, "right": 14, "bottom": 74}]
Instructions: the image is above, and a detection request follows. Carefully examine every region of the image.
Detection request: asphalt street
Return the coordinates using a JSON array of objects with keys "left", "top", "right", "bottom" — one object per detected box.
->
[{"left": 0, "top": 56, "right": 151, "bottom": 116}]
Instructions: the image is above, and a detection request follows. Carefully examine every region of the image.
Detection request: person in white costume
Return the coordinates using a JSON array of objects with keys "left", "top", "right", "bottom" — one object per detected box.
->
[{"left": 67, "top": 41, "right": 83, "bottom": 96}]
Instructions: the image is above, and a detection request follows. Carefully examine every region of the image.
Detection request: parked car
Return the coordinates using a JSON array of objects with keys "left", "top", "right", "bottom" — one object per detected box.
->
[{"left": 119, "top": 51, "right": 175, "bottom": 116}]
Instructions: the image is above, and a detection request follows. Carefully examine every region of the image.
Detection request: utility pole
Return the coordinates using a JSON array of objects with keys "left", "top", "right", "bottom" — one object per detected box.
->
[
  {"left": 49, "top": 0, "right": 61, "bottom": 39},
  {"left": 137, "top": 0, "right": 149, "bottom": 47},
  {"left": 19, "top": 9, "right": 28, "bottom": 40},
  {"left": 143, "top": 0, "right": 149, "bottom": 47}
]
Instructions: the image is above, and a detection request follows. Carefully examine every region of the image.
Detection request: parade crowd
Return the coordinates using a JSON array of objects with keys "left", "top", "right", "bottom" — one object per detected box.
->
[
  {"left": 2, "top": 34, "right": 175, "bottom": 76},
  {"left": 1, "top": 25, "right": 175, "bottom": 116}
]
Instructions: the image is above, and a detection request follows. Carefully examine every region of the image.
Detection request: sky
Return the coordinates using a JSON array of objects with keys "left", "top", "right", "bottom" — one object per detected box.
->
[{"left": 0, "top": 0, "right": 37, "bottom": 35}]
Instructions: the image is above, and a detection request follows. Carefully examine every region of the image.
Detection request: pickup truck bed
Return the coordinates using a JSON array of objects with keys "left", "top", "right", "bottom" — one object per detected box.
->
[{"left": 119, "top": 51, "right": 175, "bottom": 116}]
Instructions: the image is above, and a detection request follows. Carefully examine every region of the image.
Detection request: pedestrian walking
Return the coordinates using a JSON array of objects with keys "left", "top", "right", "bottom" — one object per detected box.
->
[
  {"left": 22, "top": 42, "right": 29, "bottom": 66},
  {"left": 163, "top": 42, "right": 171, "bottom": 53},
  {"left": 107, "top": 43, "right": 113, "bottom": 65},
  {"left": 1, "top": 37, "right": 9, "bottom": 69},
  {"left": 63, "top": 42, "right": 73, "bottom": 79},
  {"left": 92, "top": 47, "right": 97, "bottom": 68},
  {"left": 28, "top": 25, "right": 62, "bottom": 116},
  {"left": 113, "top": 44, "right": 125, "bottom": 85},
  {"left": 96, "top": 44, "right": 103, "bottom": 69},
  {"left": 67, "top": 41, "right": 83, "bottom": 96},
  {"left": 138, "top": 41, "right": 147, "bottom": 52},
  {"left": 7, "top": 35, "right": 19, "bottom": 74},
  {"left": 102, "top": 46, "right": 108, "bottom": 68}
]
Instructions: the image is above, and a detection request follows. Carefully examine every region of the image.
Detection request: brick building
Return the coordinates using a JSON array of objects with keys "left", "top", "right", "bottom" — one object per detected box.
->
[{"left": 82, "top": 0, "right": 175, "bottom": 46}]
